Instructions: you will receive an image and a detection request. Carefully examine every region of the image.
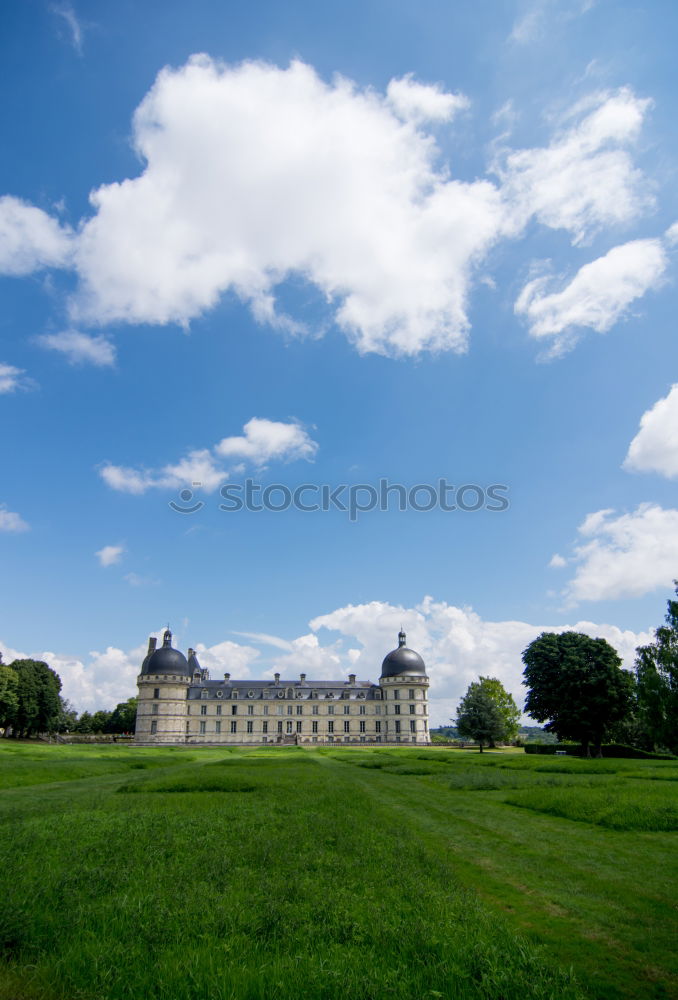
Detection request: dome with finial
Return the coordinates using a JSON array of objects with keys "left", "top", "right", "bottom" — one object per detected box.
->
[
  {"left": 380, "top": 629, "right": 426, "bottom": 678},
  {"left": 141, "top": 627, "right": 191, "bottom": 676}
]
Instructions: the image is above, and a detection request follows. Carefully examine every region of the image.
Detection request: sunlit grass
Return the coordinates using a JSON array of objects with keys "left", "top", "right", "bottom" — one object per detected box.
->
[{"left": 0, "top": 742, "right": 675, "bottom": 1000}]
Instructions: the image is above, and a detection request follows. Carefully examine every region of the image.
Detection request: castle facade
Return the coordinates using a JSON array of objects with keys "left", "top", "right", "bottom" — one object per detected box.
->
[{"left": 136, "top": 628, "right": 430, "bottom": 745}]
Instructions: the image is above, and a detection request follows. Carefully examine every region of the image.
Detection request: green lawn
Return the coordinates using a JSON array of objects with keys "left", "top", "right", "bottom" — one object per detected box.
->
[{"left": 0, "top": 743, "right": 675, "bottom": 1000}]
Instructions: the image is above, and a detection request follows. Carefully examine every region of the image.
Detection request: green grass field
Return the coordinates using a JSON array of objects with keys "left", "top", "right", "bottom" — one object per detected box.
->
[{"left": 0, "top": 744, "right": 675, "bottom": 1000}]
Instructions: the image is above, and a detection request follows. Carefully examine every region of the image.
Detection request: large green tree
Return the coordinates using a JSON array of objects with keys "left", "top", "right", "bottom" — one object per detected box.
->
[
  {"left": 0, "top": 660, "right": 19, "bottom": 733},
  {"left": 634, "top": 584, "right": 678, "bottom": 754},
  {"left": 522, "top": 632, "right": 634, "bottom": 757},
  {"left": 455, "top": 682, "right": 507, "bottom": 752},
  {"left": 9, "top": 659, "right": 63, "bottom": 737}
]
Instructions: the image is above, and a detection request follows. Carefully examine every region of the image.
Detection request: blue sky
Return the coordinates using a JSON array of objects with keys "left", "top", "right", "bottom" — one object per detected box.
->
[{"left": 2, "top": 0, "right": 678, "bottom": 723}]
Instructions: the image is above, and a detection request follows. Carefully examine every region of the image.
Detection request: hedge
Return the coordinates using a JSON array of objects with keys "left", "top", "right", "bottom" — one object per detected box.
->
[{"left": 524, "top": 743, "right": 675, "bottom": 759}]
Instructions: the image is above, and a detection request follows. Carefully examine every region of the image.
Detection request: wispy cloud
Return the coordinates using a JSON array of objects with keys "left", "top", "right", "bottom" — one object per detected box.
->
[
  {"left": 51, "top": 4, "right": 83, "bottom": 55},
  {"left": 0, "top": 363, "right": 35, "bottom": 395},
  {"left": 38, "top": 330, "right": 116, "bottom": 367}
]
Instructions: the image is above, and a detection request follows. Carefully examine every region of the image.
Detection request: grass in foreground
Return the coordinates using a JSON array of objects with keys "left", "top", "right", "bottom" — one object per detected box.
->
[{"left": 0, "top": 743, "right": 675, "bottom": 1000}]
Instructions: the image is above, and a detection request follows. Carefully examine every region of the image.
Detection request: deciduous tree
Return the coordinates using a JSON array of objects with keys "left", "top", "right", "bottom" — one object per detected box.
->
[
  {"left": 455, "top": 682, "right": 506, "bottom": 752},
  {"left": 635, "top": 584, "right": 678, "bottom": 754},
  {"left": 522, "top": 632, "right": 633, "bottom": 757}
]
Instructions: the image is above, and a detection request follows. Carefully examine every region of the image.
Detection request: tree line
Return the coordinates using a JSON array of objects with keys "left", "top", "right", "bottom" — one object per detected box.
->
[
  {"left": 455, "top": 584, "right": 678, "bottom": 756},
  {"left": 0, "top": 656, "right": 137, "bottom": 736}
]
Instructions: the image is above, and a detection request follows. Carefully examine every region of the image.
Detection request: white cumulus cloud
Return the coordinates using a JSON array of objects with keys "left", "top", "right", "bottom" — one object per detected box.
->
[
  {"left": 386, "top": 73, "right": 469, "bottom": 123},
  {"left": 624, "top": 384, "right": 678, "bottom": 478},
  {"left": 0, "top": 195, "right": 73, "bottom": 276},
  {"left": 38, "top": 330, "right": 116, "bottom": 367},
  {"left": 100, "top": 417, "right": 318, "bottom": 494},
  {"left": 515, "top": 238, "right": 667, "bottom": 356},
  {"left": 559, "top": 503, "right": 678, "bottom": 603},
  {"left": 0, "top": 506, "right": 29, "bottom": 533},
  {"left": 215, "top": 418, "right": 318, "bottom": 465},
  {"left": 498, "top": 88, "right": 652, "bottom": 244},
  {"left": 95, "top": 544, "right": 124, "bottom": 567}
]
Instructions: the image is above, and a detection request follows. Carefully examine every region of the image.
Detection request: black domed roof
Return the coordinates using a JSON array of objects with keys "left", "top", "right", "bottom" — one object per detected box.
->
[
  {"left": 381, "top": 630, "right": 426, "bottom": 678},
  {"left": 141, "top": 629, "right": 191, "bottom": 676}
]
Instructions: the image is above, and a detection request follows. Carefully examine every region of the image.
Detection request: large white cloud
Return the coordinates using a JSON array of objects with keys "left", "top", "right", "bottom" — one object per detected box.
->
[
  {"left": 100, "top": 417, "right": 317, "bottom": 494},
  {"left": 557, "top": 503, "right": 678, "bottom": 603},
  {"left": 1, "top": 597, "right": 650, "bottom": 724},
  {"left": 0, "top": 196, "right": 73, "bottom": 275},
  {"left": 515, "top": 237, "right": 667, "bottom": 356},
  {"left": 0, "top": 57, "right": 655, "bottom": 358},
  {"left": 624, "top": 384, "right": 678, "bottom": 478}
]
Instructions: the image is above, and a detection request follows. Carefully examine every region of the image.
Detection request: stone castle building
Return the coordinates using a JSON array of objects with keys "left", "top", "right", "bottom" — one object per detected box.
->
[{"left": 136, "top": 628, "right": 430, "bottom": 745}]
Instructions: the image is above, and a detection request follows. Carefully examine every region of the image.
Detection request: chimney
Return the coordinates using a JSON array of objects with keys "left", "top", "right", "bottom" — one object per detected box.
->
[
  {"left": 300, "top": 673, "right": 306, "bottom": 683},
  {"left": 349, "top": 673, "right": 356, "bottom": 684},
  {"left": 274, "top": 672, "right": 280, "bottom": 684},
  {"left": 188, "top": 648, "right": 195, "bottom": 659},
  {"left": 224, "top": 672, "right": 230, "bottom": 681},
  {"left": 147, "top": 636, "right": 157, "bottom": 655}
]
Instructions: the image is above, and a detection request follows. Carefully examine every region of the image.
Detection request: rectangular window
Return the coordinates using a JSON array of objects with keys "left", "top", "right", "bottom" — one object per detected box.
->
[
  {"left": 394, "top": 704, "right": 401, "bottom": 715},
  {"left": 248, "top": 704, "right": 254, "bottom": 716},
  {"left": 286, "top": 721, "right": 293, "bottom": 734},
  {"left": 328, "top": 721, "right": 334, "bottom": 734},
  {"left": 263, "top": 705, "right": 269, "bottom": 716},
  {"left": 287, "top": 705, "right": 293, "bottom": 716},
  {"left": 328, "top": 705, "right": 334, "bottom": 715},
  {"left": 344, "top": 720, "right": 350, "bottom": 733},
  {"left": 393, "top": 689, "right": 399, "bottom": 700},
  {"left": 230, "top": 720, "right": 237, "bottom": 734},
  {"left": 247, "top": 721, "right": 253, "bottom": 733},
  {"left": 216, "top": 704, "right": 222, "bottom": 716},
  {"left": 375, "top": 705, "right": 381, "bottom": 715},
  {"left": 359, "top": 704, "right": 366, "bottom": 715},
  {"left": 409, "top": 689, "right": 415, "bottom": 700},
  {"left": 186, "top": 721, "right": 190, "bottom": 733},
  {"left": 410, "top": 720, "right": 416, "bottom": 733},
  {"left": 215, "top": 721, "right": 221, "bottom": 734},
  {"left": 152, "top": 703, "right": 158, "bottom": 715},
  {"left": 262, "top": 721, "right": 268, "bottom": 734},
  {"left": 395, "top": 721, "right": 401, "bottom": 734},
  {"left": 343, "top": 704, "right": 350, "bottom": 715},
  {"left": 231, "top": 704, "right": 238, "bottom": 715},
  {"left": 232, "top": 690, "right": 238, "bottom": 699},
  {"left": 150, "top": 721, "right": 157, "bottom": 735},
  {"left": 375, "top": 721, "right": 381, "bottom": 734},
  {"left": 201, "top": 704, "right": 207, "bottom": 716},
  {"left": 312, "top": 721, "right": 318, "bottom": 734},
  {"left": 360, "top": 720, "right": 366, "bottom": 733},
  {"left": 199, "top": 721, "right": 206, "bottom": 735},
  {"left": 312, "top": 705, "right": 319, "bottom": 715},
  {"left": 277, "top": 706, "right": 284, "bottom": 715},
  {"left": 296, "top": 704, "right": 303, "bottom": 715},
  {"left": 153, "top": 687, "right": 160, "bottom": 699},
  {"left": 409, "top": 704, "right": 415, "bottom": 714},
  {"left": 296, "top": 721, "right": 302, "bottom": 734}
]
